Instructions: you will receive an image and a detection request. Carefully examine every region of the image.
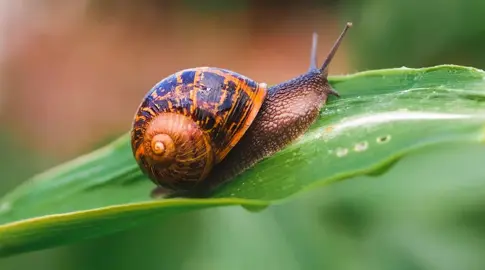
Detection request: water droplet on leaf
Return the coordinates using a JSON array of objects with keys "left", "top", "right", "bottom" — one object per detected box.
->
[
  {"left": 354, "top": 141, "right": 368, "bottom": 152},
  {"left": 336, "top": 147, "right": 349, "bottom": 157},
  {"left": 376, "top": 135, "right": 391, "bottom": 144}
]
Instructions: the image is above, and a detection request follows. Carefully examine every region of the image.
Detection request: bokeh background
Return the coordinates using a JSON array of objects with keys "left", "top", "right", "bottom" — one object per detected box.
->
[{"left": 1, "top": 1, "right": 485, "bottom": 269}]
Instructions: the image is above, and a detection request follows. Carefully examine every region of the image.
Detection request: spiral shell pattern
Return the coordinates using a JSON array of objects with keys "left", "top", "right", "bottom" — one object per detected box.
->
[{"left": 131, "top": 67, "right": 267, "bottom": 191}]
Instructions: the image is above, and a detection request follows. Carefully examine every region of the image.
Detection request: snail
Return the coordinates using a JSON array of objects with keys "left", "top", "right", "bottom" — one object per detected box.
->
[{"left": 131, "top": 22, "right": 352, "bottom": 198}]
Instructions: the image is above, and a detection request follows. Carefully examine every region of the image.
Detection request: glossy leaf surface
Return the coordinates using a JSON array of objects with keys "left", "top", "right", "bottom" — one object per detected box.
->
[{"left": 0, "top": 65, "right": 484, "bottom": 257}]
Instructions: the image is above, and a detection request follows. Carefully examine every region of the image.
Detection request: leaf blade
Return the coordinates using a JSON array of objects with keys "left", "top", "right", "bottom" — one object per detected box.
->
[
  {"left": 0, "top": 64, "right": 484, "bottom": 257},
  {"left": 0, "top": 198, "right": 268, "bottom": 257}
]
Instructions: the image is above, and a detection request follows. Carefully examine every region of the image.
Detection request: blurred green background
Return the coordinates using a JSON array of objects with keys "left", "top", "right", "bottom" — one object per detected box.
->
[{"left": 1, "top": 0, "right": 485, "bottom": 269}]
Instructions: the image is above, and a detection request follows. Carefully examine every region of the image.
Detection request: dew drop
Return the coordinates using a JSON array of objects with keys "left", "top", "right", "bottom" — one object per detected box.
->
[
  {"left": 242, "top": 204, "right": 268, "bottom": 213},
  {"left": 335, "top": 147, "right": 349, "bottom": 157},
  {"left": 354, "top": 141, "right": 368, "bottom": 152},
  {"left": 376, "top": 135, "right": 391, "bottom": 144}
]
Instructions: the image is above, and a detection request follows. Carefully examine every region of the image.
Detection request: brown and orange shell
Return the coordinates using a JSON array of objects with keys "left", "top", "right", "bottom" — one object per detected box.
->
[{"left": 130, "top": 67, "right": 267, "bottom": 190}]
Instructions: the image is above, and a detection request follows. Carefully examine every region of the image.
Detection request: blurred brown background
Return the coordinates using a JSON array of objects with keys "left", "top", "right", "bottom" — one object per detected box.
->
[{"left": 0, "top": 0, "right": 350, "bottom": 161}]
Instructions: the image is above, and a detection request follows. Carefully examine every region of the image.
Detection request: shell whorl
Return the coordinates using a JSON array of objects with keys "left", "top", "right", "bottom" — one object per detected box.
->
[
  {"left": 134, "top": 112, "right": 214, "bottom": 190},
  {"left": 131, "top": 67, "right": 267, "bottom": 194}
]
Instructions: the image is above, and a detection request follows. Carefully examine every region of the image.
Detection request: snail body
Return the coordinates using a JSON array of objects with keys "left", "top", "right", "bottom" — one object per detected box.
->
[{"left": 131, "top": 22, "right": 352, "bottom": 198}]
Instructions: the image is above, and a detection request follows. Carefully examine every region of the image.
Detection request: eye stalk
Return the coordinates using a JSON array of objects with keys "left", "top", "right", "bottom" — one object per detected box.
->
[{"left": 309, "top": 22, "right": 353, "bottom": 75}]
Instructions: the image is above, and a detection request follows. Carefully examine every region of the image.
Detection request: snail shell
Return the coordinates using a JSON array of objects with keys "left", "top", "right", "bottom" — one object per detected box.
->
[{"left": 131, "top": 67, "right": 267, "bottom": 192}]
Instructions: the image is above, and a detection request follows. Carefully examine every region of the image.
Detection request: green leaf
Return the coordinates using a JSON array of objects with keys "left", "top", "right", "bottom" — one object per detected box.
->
[{"left": 0, "top": 65, "right": 484, "bottom": 257}]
